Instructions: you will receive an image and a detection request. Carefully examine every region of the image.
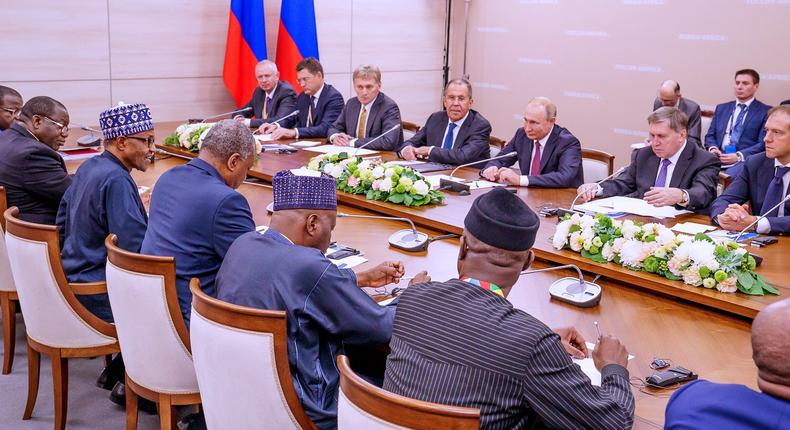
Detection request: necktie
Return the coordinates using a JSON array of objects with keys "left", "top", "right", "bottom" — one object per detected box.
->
[
  {"left": 728, "top": 103, "right": 748, "bottom": 150},
  {"left": 357, "top": 105, "right": 367, "bottom": 139},
  {"left": 263, "top": 96, "right": 272, "bottom": 119},
  {"left": 442, "top": 122, "right": 457, "bottom": 150},
  {"left": 530, "top": 140, "right": 541, "bottom": 176},
  {"left": 654, "top": 159, "right": 671, "bottom": 187},
  {"left": 760, "top": 166, "right": 790, "bottom": 217},
  {"left": 307, "top": 96, "right": 315, "bottom": 127}
]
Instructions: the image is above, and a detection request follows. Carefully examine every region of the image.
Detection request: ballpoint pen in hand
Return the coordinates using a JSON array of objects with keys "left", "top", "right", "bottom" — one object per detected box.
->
[{"left": 594, "top": 321, "right": 602, "bottom": 339}]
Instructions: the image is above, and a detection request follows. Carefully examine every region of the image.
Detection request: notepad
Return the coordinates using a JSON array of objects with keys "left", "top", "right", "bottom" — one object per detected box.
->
[
  {"left": 572, "top": 342, "right": 634, "bottom": 386},
  {"left": 576, "top": 196, "right": 690, "bottom": 219},
  {"left": 671, "top": 222, "right": 717, "bottom": 235},
  {"left": 302, "top": 145, "right": 378, "bottom": 156},
  {"left": 253, "top": 134, "right": 273, "bottom": 142},
  {"left": 424, "top": 175, "right": 505, "bottom": 190},
  {"left": 289, "top": 140, "right": 324, "bottom": 148},
  {"left": 59, "top": 147, "right": 101, "bottom": 161}
]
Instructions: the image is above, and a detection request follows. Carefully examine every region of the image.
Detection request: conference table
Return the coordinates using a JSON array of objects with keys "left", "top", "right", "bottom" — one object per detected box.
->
[{"left": 62, "top": 124, "right": 767, "bottom": 429}]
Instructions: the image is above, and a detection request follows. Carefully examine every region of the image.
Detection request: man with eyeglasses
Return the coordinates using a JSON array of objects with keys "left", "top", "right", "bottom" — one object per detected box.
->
[
  {"left": 0, "top": 85, "right": 23, "bottom": 134},
  {"left": 0, "top": 96, "right": 72, "bottom": 224},
  {"left": 398, "top": 78, "right": 491, "bottom": 165}
]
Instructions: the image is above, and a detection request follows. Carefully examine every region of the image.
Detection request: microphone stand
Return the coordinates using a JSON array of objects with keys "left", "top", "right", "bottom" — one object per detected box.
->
[
  {"left": 734, "top": 193, "right": 790, "bottom": 242},
  {"left": 557, "top": 165, "right": 628, "bottom": 219},
  {"left": 351, "top": 124, "right": 401, "bottom": 157},
  {"left": 188, "top": 107, "right": 253, "bottom": 124},
  {"left": 439, "top": 152, "right": 518, "bottom": 195}
]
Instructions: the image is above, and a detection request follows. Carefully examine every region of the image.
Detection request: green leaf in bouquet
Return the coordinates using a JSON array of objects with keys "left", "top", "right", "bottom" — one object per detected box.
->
[
  {"left": 581, "top": 249, "right": 608, "bottom": 263},
  {"left": 366, "top": 189, "right": 375, "bottom": 199},
  {"left": 403, "top": 194, "right": 414, "bottom": 206},
  {"left": 735, "top": 270, "right": 755, "bottom": 292},
  {"left": 664, "top": 272, "right": 682, "bottom": 281},
  {"left": 755, "top": 274, "right": 779, "bottom": 295},
  {"left": 643, "top": 256, "right": 660, "bottom": 273},
  {"left": 693, "top": 232, "right": 714, "bottom": 243},
  {"left": 388, "top": 193, "right": 405, "bottom": 204},
  {"left": 569, "top": 224, "right": 581, "bottom": 234},
  {"left": 337, "top": 152, "right": 349, "bottom": 161}
]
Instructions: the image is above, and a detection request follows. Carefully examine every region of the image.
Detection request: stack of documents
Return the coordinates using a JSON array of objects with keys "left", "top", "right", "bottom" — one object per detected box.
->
[
  {"left": 424, "top": 175, "right": 505, "bottom": 191},
  {"left": 302, "top": 145, "right": 378, "bottom": 156},
  {"left": 575, "top": 196, "right": 691, "bottom": 219},
  {"left": 572, "top": 342, "right": 635, "bottom": 386}
]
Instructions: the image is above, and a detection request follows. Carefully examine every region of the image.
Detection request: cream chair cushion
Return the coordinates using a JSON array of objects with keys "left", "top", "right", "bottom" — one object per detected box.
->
[
  {"left": 0, "top": 225, "right": 16, "bottom": 293},
  {"left": 337, "top": 387, "right": 405, "bottom": 430},
  {"left": 190, "top": 309, "right": 305, "bottom": 430},
  {"left": 582, "top": 159, "right": 609, "bottom": 183},
  {"left": 105, "top": 261, "right": 198, "bottom": 394},
  {"left": 4, "top": 234, "right": 115, "bottom": 348}
]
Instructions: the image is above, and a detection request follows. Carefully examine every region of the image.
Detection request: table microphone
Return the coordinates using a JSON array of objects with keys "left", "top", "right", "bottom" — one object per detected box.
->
[
  {"left": 351, "top": 124, "right": 401, "bottom": 157},
  {"left": 70, "top": 123, "right": 102, "bottom": 147},
  {"left": 557, "top": 164, "right": 629, "bottom": 219},
  {"left": 734, "top": 193, "right": 790, "bottom": 242},
  {"left": 189, "top": 107, "right": 252, "bottom": 124},
  {"left": 439, "top": 152, "right": 518, "bottom": 195},
  {"left": 255, "top": 110, "right": 301, "bottom": 135},
  {"left": 520, "top": 264, "right": 602, "bottom": 307},
  {"left": 336, "top": 213, "right": 430, "bottom": 252}
]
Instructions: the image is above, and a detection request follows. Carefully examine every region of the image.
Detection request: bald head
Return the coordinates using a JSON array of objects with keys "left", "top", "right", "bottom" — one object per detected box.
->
[
  {"left": 752, "top": 299, "right": 790, "bottom": 389},
  {"left": 658, "top": 80, "right": 682, "bottom": 107}
]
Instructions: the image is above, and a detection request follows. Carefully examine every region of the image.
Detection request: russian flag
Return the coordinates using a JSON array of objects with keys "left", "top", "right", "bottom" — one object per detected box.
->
[
  {"left": 275, "top": 0, "right": 320, "bottom": 92},
  {"left": 223, "top": 0, "right": 268, "bottom": 108}
]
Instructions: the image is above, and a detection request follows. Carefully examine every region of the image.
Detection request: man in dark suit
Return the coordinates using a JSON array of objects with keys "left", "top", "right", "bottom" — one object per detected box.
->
[
  {"left": 398, "top": 79, "right": 491, "bottom": 166},
  {"left": 481, "top": 97, "right": 583, "bottom": 188},
  {"left": 327, "top": 64, "right": 403, "bottom": 151},
  {"left": 263, "top": 57, "right": 344, "bottom": 140},
  {"left": 0, "top": 85, "right": 23, "bottom": 133},
  {"left": 577, "top": 107, "right": 720, "bottom": 211},
  {"left": 234, "top": 60, "right": 297, "bottom": 131},
  {"left": 665, "top": 298, "right": 790, "bottom": 429},
  {"left": 653, "top": 80, "right": 702, "bottom": 147},
  {"left": 705, "top": 69, "right": 771, "bottom": 173},
  {"left": 141, "top": 120, "right": 256, "bottom": 326},
  {"left": 0, "top": 96, "right": 72, "bottom": 224},
  {"left": 710, "top": 106, "right": 790, "bottom": 235}
]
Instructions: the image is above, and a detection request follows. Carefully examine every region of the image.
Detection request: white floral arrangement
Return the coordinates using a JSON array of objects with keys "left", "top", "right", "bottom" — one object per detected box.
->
[
  {"left": 306, "top": 153, "right": 443, "bottom": 207},
  {"left": 163, "top": 123, "right": 263, "bottom": 154},
  {"left": 553, "top": 213, "right": 778, "bottom": 296}
]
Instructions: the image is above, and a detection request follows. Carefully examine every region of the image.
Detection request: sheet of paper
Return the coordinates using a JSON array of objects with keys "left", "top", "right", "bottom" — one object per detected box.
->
[
  {"left": 261, "top": 144, "right": 296, "bottom": 151},
  {"left": 302, "top": 145, "right": 378, "bottom": 156},
  {"left": 137, "top": 186, "right": 150, "bottom": 195},
  {"left": 59, "top": 148, "right": 101, "bottom": 161},
  {"left": 424, "top": 175, "right": 505, "bottom": 191},
  {"left": 384, "top": 160, "right": 426, "bottom": 166},
  {"left": 289, "top": 140, "right": 324, "bottom": 148},
  {"left": 576, "top": 196, "right": 690, "bottom": 219},
  {"left": 378, "top": 297, "right": 396, "bottom": 306},
  {"left": 253, "top": 134, "right": 273, "bottom": 142},
  {"left": 330, "top": 255, "right": 367, "bottom": 269},
  {"left": 572, "top": 342, "right": 634, "bottom": 387},
  {"left": 671, "top": 222, "right": 717, "bottom": 235}
]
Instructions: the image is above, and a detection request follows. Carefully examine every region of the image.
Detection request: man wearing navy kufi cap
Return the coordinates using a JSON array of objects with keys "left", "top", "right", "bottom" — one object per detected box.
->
[
  {"left": 215, "top": 169, "right": 429, "bottom": 429},
  {"left": 384, "top": 188, "right": 635, "bottom": 429}
]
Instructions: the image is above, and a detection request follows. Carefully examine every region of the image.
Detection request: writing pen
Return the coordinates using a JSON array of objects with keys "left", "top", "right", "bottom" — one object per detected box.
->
[{"left": 594, "top": 321, "right": 601, "bottom": 339}]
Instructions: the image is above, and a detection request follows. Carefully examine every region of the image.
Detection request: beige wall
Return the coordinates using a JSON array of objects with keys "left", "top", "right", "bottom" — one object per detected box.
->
[
  {"left": 449, "top": 0, "right": 790, "bottom": 168},
  {"left": 1, "top": 0, "right": 446, "bottom": 127}
]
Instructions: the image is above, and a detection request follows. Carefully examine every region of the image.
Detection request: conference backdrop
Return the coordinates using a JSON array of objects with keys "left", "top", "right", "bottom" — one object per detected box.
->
[
  {"left": 449, "top": 0, "right": 790, "bottom": 167},
  {"left": 1, "top": 0, "right": 445, "bottom": 127}
]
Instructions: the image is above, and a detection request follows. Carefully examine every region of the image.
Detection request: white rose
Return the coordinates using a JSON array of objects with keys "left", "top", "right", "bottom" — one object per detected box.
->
[
  {"left": 716, "top": 276, "right": 738, "bottom": 293},
  {"left": 358, "top": 160, "right": 372, "bottom": 171},
  {"left": 413, "top": 180, "right": 429, "bottom": 196},
  {"left": 308, "top": 159, "right": 320, "bottom": 171},
  {"left": 330, "top": 165, "right": 344, "bottom": 178},
  {"left": 323, "top": 163, "right": 335, "bottom": 175},
  {"left": 379, "top": 179, "right": 393, "bottom": 192},
  {"left": 681, "top": 265, "right": 702, "bottom": 286},
  {"left": 371, "top": 166, "right": 385, "bottom": 179},
  {"left": 384, "top": 168, "right": 396, "bottom": 178},
  {"left": 601, "top": 243, "right": 615, "bottom": 261},
  {"left": 553, "top": 220, "right": 572, "bottom": 249},
  {"left": 702, "top": 278, "right": 717, "bottom": 289},
  {"left": 569, "top": 231, "right": 584, "bottom": 252}
]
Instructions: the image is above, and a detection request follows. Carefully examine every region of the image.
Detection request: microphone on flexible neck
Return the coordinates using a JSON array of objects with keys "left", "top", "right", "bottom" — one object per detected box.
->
[
  {"left": 352, "top": 124, "right": 401, "bottom": 157},
  {"left": 520, "top": 264, "right": 603, "bottom": 307},
  {"left": 336, "top": 212, "right": 429, "bottom": 252},
  {"left": 734, "top": 193, "right": 790, "bottom": 242},
  {"left": 439, "top": 152, "right": 519, "bottom": 194},
  {"left": 69, "top": 123, "right": 102, "bottom": 147},
  {"left": 556, "top": 164, "right": 629, "bottom": 219},
  {"left": 271, "top": 110, "right": 300, "bottom": 125}
]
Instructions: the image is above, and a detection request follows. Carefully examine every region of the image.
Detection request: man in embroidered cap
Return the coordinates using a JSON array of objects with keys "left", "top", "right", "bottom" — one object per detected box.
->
[
  {"left": 55, "top": 102, "right": 155, "bottom": 409},
  {"left": 215, "top": 169, "right": 429, "bottom": 430},
  {"left": 384, "top": 188, "right": 635, "bottom": 430}
]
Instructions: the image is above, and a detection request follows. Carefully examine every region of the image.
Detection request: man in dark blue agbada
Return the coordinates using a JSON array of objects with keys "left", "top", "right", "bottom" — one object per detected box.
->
[
  {"left": 142, "top": 119, "right": 256, "bottom": 325},
  {"left": 215, "top": 170, "right": 428, "bottom": 430},
  {"left": 57, "top": 103, "right": 154, "bottom": 322}
]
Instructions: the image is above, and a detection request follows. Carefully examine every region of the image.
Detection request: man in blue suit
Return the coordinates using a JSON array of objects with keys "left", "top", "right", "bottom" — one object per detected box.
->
[
  {"left": 263, "top": 57, "right": 344, "bottom": 140},
  {"left": 664, "top": 298, "right": 790, "bottom": 429},
  {"left": 141, "top": 120, "right": 256, "bottom": 325},
  {"left": 710, "top": 106, "right": 790, "bottom": 235},
  {"left": 481, "top": 97, "right": 583, "bottom": 188},
  {"left": 705, "top": 69, "right": 771, "bottom": 175}
]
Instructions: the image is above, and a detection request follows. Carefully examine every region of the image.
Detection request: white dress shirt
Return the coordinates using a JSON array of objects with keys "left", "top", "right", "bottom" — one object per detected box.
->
[
  {"left": 243, "top": 84, "right": 279, "bottom": 127},
  {"left": 720, "top": 97, "right": 754, "bottom": 160},
  {"left": 519, "top": 126, "right": 554, "bottom": 186},
  {"left": 757, "top": 159, "right": 790, "bottom": 234},
  {"left": 329, "top": 95, "right": 377, "bottom": 145}
]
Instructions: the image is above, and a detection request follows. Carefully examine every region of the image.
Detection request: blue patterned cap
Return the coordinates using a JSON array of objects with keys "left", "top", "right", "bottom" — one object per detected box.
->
[
  {"left": 99, "top": 103, "right": 153, "bottom": 140},
  {"left": 273, "top": 169, "right": 337, "bottom": 211}
]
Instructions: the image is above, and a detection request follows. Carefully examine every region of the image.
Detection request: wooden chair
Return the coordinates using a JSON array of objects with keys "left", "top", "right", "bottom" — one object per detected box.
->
[
  {"left": 488, "top": 135, "right": 506, "bottom": 157},
  {"left": 581, "top": 148, "right": 615, "bottom": 183},
  {"left": 3, "top": 207, "right": 119, "bottom": 430},
  {"left": 104, "top": 234, "right": 201, "bottom": 430},
  {"left": 0, "top": 186, "right": 21, "bottom": 375},
  {"left": 189, "top": 279, "right": 317, "bottom": 430},
  {"left": 401, "top": 121, "right": 421, "bottom": 141},
  {"left": 336, "top": 355, "right": 480, "bottom": 430}
]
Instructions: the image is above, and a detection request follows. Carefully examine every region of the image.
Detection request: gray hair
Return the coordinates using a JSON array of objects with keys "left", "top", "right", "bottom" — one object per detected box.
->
[
  {"left": 256, "top": 60, "right": 278, "bottom": 73},
  {"left": 647, "top": 106, "right": 688, "bottom": 133},
  {"left": 527, "top": 96, "right": 557, "bottom": 119},
  {"left": 352, "top": 64, "right": 382, "bottom": 84},
  {"left": 200, "top": 119, "right": 255, "bottom": 161},
  {"left": 443, "top": 78, "right": 473, "bottom": 99}
]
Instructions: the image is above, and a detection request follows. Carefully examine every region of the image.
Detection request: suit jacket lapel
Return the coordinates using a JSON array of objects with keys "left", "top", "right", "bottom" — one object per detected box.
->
[
  {"left": 349, "top": 98, "right": 361, "bottom": 135},
  {"left": 453, "top": 111, "right": 474, "bottom": 149},
  {"left": 366, "top": 96, "right": 384, "bottom": 135},
  {"left": 539, "top": 127, "right": 560, "bottom": 171},
  {"left": 315, "top": 85, "right": 331, "bottom": 118},
  {"left": 668, "top": 143, "right": 695, "bottom": 188}
]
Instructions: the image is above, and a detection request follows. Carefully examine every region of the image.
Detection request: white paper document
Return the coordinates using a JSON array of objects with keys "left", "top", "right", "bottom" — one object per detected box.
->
[
  {"left": 572, "top": 342, "right": 634, "bottom": 386},
  {"left": 302, "top": 145, "right": 378, "bottom": 156},
  {"left": 671, "top": 222, "right": 717, "bottom": 235},
  {"left": 424, "top": 175, "right": 505, "bottom": 191},
  {"left": 290, "top": 140, "right": 324, "bottom": 148},
  {"left": 384, "top": 160, "right": 426, "bottom": 166},
  {"left": 575, "top": 196, "right": 690, "bottom": 219},
  {"left": 253, "top": 134, "right": 273, "bottom": 142}
]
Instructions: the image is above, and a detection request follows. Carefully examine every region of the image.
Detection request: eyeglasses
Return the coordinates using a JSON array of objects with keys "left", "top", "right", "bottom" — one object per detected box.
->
[
  {"left": 0, "top": 107, "right": 21, "bottom": 116},
  {"left": 125, "top": 135, "right": 156, "bottom": 146},
  {"left": 41, "top": 116, "right": 70, "bottom": 134}
]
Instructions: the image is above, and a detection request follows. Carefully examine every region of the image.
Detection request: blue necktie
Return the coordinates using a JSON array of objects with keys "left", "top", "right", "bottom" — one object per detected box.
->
[
  {"left": 265, "top": 96, "right": 273, "bottom": 117},
  {"left": 728, "top": 103, "right": 748, "bottom": 151},
  {"left": 760, "top": 166, "right": 790, "bottom": 217},
  {"left": 442, "top": 122, "right": 458, "bottom": 150},
  {"left": 654, "top": 159, "right": 671, "bottom": 188}
]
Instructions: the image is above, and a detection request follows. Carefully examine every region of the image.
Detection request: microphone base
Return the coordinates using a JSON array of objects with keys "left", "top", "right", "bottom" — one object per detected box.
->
[
  {"left": 388, "top": 229, "right": 430, "bottom": 252},
  {"left": 439, "top": 178, "right": 471, "bottom": 195},
  {"left": 77, "top": 135, "right": 101, "bottom": 147},
  {"left": 557, "top": 208, "right": 584, "bottom": 221},
  {"left": 548, "top": 277, "right": 602, "bottom": 307},
  {"left": 187, "top": 118, "right": 204, "bottom": 124}
]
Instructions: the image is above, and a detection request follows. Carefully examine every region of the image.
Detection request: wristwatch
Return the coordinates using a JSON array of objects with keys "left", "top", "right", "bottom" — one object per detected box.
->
[{"left": 680, "top": 189, "right": 689, "bottom": 205}]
